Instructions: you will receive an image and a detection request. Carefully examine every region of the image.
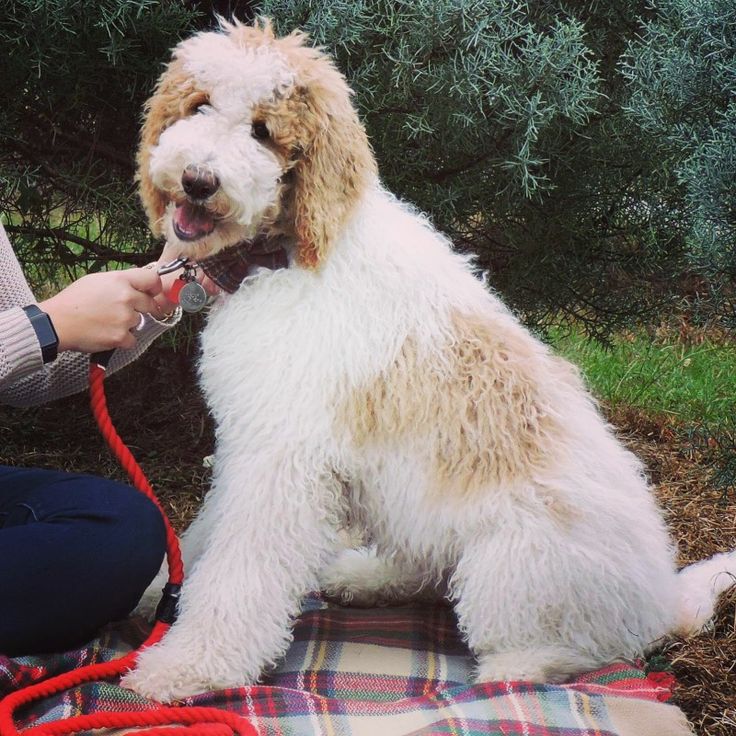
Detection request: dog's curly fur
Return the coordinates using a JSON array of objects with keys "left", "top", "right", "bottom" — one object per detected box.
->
[{"left": 123, "top": 19, "right": 736, "bottom": 702}]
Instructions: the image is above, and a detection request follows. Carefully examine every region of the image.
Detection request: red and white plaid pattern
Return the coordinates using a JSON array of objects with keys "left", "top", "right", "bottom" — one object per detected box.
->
[{"left": 1, "top": 597, "right": 691, "bottom": 736}]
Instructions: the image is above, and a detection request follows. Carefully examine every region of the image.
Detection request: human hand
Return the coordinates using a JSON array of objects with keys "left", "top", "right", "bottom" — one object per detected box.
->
[{"left": 40, "top": 268, "right": 167, "bottom": 353}]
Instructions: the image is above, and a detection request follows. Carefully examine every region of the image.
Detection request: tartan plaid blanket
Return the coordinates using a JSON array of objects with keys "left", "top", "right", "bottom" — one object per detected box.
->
[{"left": 1, "top": 596, "right": 693, "bottom": 736}]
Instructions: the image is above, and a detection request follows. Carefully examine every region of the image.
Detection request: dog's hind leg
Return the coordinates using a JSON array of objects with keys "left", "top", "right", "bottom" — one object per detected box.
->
[
  {"left": 320, "top": 547, "right": 438, "bottom": 607},
  {"left": 449, "top": 524, "right": 656, "bottom": 684}
]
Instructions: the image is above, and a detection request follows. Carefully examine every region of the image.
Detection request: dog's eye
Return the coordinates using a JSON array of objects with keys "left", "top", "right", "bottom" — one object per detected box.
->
[{"left": 252, "top": 121, "right": 270, "bottom": 140}]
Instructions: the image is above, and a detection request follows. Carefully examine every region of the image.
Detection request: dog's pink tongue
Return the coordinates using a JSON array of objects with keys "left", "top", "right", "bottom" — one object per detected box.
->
[{"left": 173, "top": 202, "right": 215, "bottom": 241}]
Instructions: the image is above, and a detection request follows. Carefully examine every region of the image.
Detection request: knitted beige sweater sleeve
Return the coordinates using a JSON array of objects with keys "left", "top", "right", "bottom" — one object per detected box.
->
[{"left": 0, "top": 223, "right": 181, "bottom": 408}]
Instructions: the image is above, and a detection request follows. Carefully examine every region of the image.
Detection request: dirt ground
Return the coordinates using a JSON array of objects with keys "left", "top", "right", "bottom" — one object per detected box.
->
[{"left": 1, "top": 344, "right": 733, "bottom": 734}]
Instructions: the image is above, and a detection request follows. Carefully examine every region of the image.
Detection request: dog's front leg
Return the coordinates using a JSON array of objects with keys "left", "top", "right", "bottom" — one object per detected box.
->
[
  {"left": 122, "top": 453, "right": 335, "bottom": 702},
  {"left": 134, "top": 504, "right": 218, "bottom": 620}
]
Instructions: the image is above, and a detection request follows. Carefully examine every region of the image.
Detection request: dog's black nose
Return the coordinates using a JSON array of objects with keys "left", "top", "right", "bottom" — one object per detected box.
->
[{"left": 182, "top": 164, "right": 220, "bottom": 200}]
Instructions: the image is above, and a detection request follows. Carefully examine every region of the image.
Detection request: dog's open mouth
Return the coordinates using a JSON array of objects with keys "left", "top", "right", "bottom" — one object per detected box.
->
[{"left": 173, "top": 201, "right": 217, "bottom": 241}]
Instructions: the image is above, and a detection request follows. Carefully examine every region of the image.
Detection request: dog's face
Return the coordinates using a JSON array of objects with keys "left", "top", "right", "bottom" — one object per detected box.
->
[{"left": 138, "top": 20, "right": 376, "bottom": 268}]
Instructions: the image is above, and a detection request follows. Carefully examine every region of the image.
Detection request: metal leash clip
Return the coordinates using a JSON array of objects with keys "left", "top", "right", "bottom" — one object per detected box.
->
[
  {"left": 154, "top": 255, "right": 208, "bottom": 313},
  {"left": 156, "top": 255, "right": 190, "bottom": 275}
]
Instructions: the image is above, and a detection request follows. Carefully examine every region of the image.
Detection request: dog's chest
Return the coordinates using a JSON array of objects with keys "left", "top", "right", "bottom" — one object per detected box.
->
[{"left": 197, "top": 275, "right": 362, "bottom": 431}]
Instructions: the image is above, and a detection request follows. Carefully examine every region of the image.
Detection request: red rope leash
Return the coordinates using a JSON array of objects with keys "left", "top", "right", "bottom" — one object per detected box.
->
[
  {"left": 0, "top": 363, "right": 258, "bottom": 736},
  {"left": 88, "top": 362, "right": 184, "bottom": 587}
]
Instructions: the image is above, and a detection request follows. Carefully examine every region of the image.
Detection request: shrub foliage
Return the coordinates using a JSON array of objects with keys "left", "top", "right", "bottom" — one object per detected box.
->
[
  {"left": 0, "top": 0, "right": 733, "bottom": 334},
  {"left": 621, "top": 0, "right": 736, "bottom": 325}
]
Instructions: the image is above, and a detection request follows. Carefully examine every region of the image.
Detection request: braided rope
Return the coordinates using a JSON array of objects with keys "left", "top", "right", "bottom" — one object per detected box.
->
[
  {"left": 21, "top": 707, "right": 255, "bottom": 736},
  {"left": 88, "top": 364, "right": 184, "bottom": 586},
  {"left": 0, "top": 364, "right": 257, "bottom": 736}
]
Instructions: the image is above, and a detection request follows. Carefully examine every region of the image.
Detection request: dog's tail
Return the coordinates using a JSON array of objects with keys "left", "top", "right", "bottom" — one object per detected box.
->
[{"left": 674, "top": 550, "right": 736, "bottom": 636}]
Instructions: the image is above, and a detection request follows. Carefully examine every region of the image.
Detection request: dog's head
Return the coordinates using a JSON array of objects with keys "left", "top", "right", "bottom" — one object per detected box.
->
[{"left": 138, "top": 18, "right": 376, "bottom": 268}]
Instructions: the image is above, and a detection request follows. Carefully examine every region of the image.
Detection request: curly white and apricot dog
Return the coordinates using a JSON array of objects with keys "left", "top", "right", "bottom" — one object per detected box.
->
[{"left": 123, "top": 19, "right": 736, "bottom": 702}]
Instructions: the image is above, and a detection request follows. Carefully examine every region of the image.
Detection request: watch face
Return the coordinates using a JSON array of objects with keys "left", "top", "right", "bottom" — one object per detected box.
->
[{"left": 23, "top": 305, "right": 59, "bottom": 363}]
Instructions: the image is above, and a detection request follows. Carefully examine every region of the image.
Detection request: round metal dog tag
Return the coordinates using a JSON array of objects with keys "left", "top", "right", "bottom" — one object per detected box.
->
[{"left": 179, "top": 281, "right": 208, "bottom": 313}]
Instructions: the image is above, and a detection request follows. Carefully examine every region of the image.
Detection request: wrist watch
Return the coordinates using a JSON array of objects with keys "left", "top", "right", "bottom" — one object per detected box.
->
[{"left": 22, "top": 304, "right": 60, "bottom": 364}]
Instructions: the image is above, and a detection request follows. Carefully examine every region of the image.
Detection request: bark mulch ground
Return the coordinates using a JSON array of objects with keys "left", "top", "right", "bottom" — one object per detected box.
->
[
  {"left": 1, "top": 346, "right": 733, "bottom": 734},
  {"left": 611, "top": 405, "right": 736, "bottom": 736}
]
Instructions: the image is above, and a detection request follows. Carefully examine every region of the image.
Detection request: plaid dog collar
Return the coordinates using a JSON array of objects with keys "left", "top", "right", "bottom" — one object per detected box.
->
[{"left": 196, "top": 235, "right": 289, "bottom": 294}]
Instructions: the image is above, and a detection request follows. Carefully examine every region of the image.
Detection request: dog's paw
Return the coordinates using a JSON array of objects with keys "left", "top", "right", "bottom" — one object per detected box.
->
[
  {"left": 322, "top": 582, "right": 382, "bottom": 608},
  {"left": 475, "top": 647, "right": 597, "bottom": 684},
  {"left": 475, "top": 652, "right": 549, "bottom": 684},
  {"left": 122, "top": 643, "right": 228, "bottom": 702},
  {"left": 320, "top": 548, "right": 392, "bottom": 607},
  {"left": 321, "top": 548, "right": 435, "bottom": 607}
]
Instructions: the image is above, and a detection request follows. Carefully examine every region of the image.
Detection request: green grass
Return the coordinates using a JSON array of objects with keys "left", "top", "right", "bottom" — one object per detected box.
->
[{"left": 547, "top": 327, "right": 736, "bottom": 427}]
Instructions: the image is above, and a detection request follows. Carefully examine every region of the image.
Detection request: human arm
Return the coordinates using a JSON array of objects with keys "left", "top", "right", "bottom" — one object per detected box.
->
[{"left": 0, "top": 223, "right": 183, "bottom": 408}]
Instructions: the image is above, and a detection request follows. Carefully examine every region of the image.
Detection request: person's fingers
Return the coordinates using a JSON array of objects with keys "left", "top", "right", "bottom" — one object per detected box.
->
[
  {"left": 152, "top": 292, "right": 177, "bottom": 315},
  {"left": 129, "top": 289, "right": 162, "bottom": 316},
  {"left": 159, "top": 270, "right": 185, "bottom": 303},
  {"left": 125, "top": 268, "right": 164, "bottom": 296},
  {"left": 117, "top": 330, "right": 138, "bottom": 349}
]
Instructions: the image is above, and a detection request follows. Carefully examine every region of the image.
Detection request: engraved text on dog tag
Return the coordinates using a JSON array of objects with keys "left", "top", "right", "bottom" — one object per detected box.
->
[{"left": 179, "top": 281, "right": 208, "bottom": 313}]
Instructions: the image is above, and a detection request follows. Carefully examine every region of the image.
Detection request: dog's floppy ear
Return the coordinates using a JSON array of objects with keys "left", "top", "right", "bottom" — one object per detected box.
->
[
  {"left": 291, "top": 78, "right": 376, "bottom": 269},
  {"left": 137, "top": 56, "right": 208, "bottom": 236}
]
